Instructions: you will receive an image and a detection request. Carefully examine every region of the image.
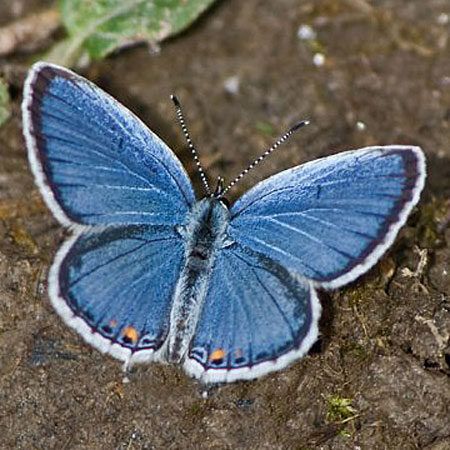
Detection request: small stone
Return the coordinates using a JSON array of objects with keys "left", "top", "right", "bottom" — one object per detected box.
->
[
  {"left": 313, "top": 53, "right": 325, "bottom": 67},
  {"left": 356, "top": 121, "right": 367, "bottom": 131},
  {"left": 437, "top": 13, "right": 449, "bottom": 25},
  {"left": 297, "top": 24, "right": 316, "bottom": 41},
  {"left": 223, "top": 75, "right": 240, "bottom": 95}
]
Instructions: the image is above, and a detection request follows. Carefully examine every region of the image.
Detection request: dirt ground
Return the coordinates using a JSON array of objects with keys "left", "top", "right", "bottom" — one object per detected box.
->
[{"left": 0, "top": 0, "right": 449, "bottom": 449}]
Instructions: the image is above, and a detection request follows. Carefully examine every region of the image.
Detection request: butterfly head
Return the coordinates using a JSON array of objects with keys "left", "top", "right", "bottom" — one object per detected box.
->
[{"left": 210, "top": 176, "right": 230, "bottom": 208}]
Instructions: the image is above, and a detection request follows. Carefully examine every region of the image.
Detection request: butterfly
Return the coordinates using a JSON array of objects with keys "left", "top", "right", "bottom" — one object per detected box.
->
[{"left": 22, "top": 62, "right": 426, "bottom": 384}]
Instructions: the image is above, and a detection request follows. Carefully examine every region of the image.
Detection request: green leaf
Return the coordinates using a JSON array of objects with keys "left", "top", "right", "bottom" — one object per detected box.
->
[
  {"left": 0, "top": 78, "right": 10, "bottom": 127},
  {"left": 46, "top": 0, "right": 216, "bottom": 66},
  {"left": 255, "top": 120, "right": 276, "bottom": 137}
]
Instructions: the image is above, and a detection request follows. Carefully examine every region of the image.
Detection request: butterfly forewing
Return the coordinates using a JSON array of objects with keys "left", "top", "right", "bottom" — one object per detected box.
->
[
  {"left": 229, "top": 146, "right": 426, "bottom": 289},
  {"left": 23, "top": 62, "right": 195, "bottom": 227},
  {"left": 23, "top": 62, "right": 195, "bottom": 366}
]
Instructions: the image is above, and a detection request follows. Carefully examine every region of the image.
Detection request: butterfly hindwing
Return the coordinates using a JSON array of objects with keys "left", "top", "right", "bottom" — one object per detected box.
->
[
  {"left": 229, "top": 146, "right": 426, "bottom": 289},
  {"left": 51, "top": 225, "right": 186, "bottom": 364},
  {"left": 185, "top": 244, "right": 321, "bottom": 383},
  {"left": 23, "top": 62, "right": 195, "bottom": 227}
]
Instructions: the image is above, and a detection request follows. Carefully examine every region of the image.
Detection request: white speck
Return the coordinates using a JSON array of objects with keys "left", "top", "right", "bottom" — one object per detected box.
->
[
  {"left": 223, "top": 75, "right": 240, "bottom": 95},
  {"left": 356, "top": 121, "right": 366, "bottom": 131},
  {"left": 313, "top": 53, "right": 325, "bottom": 67},
  {"left": 122, "top": 375, "right": 130, "bottom": 383},
  {"left": 440, "top": 76, "right": 450, "bottom": 86},
  {"left": 297, "top": 24, "right": 316, "bottom": 41},
  {"left": 201, "top": 389, "right": 209, "bottom": 399},
  {"left": 437, "top": 13, "right": 449, "bottom": 25}
]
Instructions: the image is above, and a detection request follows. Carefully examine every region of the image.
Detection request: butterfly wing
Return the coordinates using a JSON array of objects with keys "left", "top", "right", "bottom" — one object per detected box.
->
[
  {"left": 229, "top": 146, "right": 426, "bottom": 289},
  {"left": 22, "top": 62, "right": 195, "bottom": 227},
  {"left": 51, "top": 224, "right": 185, "bottom": 364},
  {"left": 184, "top": 244, "right": 320, "bottom": 383},
  {"left": 22, "top": 63, "right": 195, "bottom": 363}
]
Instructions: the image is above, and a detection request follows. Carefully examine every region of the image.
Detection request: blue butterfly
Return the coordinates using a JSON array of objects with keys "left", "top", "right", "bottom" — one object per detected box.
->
[{"left": 22, "top": 62, "right": 426, "bottom": 384}]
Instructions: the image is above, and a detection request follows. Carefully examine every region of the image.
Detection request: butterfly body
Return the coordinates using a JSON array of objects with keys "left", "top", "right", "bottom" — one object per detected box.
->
[
  {"left": 22, "top": 62, "right": 426, "bottom": 383},
  {"left": 167, "top": 197, "right": 230, "bottom": 363}
]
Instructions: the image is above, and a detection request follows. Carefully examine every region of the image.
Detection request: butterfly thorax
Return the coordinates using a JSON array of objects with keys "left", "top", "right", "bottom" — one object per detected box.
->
[{"left": 166, "top": 198, "right": 232, "bottom": 363}]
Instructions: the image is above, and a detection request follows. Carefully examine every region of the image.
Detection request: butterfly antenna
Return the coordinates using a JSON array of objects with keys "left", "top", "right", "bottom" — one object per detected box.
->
[
  {"left": 222, "top": 119, "right": 310, "bottom": 196},
  {"left": 171, "top": 95, "right": 211, "bottom": 196}
]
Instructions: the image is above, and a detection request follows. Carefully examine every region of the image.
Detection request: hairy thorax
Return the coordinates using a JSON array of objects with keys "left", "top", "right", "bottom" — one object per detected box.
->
[{"left": 166, "top": 198, "right": 232, "bottom": 363}]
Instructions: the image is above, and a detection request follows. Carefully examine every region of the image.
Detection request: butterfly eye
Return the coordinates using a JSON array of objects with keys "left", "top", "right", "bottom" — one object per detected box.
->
[
  {"left": 209, "top": 348, "right": 226, "bottom": 365},
  {"left": 122, "top": 326, "right": 139, "bottom": 345}
]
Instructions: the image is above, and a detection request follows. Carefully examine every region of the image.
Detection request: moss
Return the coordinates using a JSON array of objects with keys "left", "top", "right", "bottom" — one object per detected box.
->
[
  {"left": 340, "top": 342, "right": 370, "bottom": 363},
  {"left": 325, "top": 395, "right": 357, "bottom": 423},
  {"left": 189, "top": 401, "right": 206, "bottom": 419},
  {"left": 0, "top": 78, "right": 10, "bottom": 127},
  {"left": 416, "top": 200, "right": 448, "bottom": 249},
  {"left": 344, "top": 284, "right": 374, "bottom": 308},
  {"left": 255, "top": 121, "right": 276, "bottom": 137},
  {"left": 8, "top": 220, "right": 39, "bottom": 255}
]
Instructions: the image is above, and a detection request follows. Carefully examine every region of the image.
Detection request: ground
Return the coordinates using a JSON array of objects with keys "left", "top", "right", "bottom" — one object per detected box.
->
[{"left": 0, "top": 0, "right": 449, "bottom": 449}]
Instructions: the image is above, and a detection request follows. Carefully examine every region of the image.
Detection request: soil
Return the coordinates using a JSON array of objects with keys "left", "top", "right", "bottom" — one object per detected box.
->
[{"left": 0, "top": 0, "right": 449, "bottom": 449}]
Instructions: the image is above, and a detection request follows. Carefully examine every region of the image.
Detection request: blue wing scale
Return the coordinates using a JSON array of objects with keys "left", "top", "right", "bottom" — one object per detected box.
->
[
  {"left": 229, "top": 146, "right": 426, "bottom": 289},
  {"left": 185, "top": 244, "right": 321, "bottom": 383},
  {"left": 50, "top": 225, "right": 185, "bottom": 363},
  {"left": 23, "top": 62, "right": 195, "bottom": 226}
]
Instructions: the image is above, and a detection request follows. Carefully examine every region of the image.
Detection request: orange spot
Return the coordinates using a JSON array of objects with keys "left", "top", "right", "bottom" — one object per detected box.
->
[
  {"left": 209, "top": 348, "right": 226, "bottom": 362},
  {"left": 109, "top": 319, "right": 118, "bottom": 328},
  {"left": 122, "top": 326, "right": 139, "bottom": 344}
]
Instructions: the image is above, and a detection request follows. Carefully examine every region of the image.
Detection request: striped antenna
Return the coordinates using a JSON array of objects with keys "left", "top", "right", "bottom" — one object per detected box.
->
[
  {"left": 171, "top": 95, "right": 211, "bottom": 196},
  {"left": 221, "top": 119, "right": 310, "bottom": 196}
]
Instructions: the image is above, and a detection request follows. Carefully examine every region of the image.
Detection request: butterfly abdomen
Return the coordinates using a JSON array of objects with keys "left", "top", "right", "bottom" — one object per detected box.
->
[{"left": 166, "top": 198, "right": 231, "bottom": 363}]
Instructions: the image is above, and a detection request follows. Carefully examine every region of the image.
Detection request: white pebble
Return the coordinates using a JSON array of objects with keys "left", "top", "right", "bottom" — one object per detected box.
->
[
  {"left": 437, "top": 13, "right": 449, "bottom": 25},
  {"left": 297, "top": 24, "right": 316, "bottom": 41},
  {"left": 356, "top": 121, "right": 366, "bottom": 131},
  {"left": 313, "top": 53, "right": 325, "bottom": 67},
  {"left": 223, "top": 75, "right": 240, "bottom": 95}
]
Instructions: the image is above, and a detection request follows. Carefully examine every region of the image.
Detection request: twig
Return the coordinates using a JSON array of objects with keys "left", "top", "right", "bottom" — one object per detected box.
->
[{"left": 0, "top": 9, "right": 61, "bottom": 57}]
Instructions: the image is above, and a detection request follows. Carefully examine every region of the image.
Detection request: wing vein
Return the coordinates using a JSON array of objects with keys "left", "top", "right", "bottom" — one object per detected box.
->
[
  {"left": 233, "top": 250, "right": 297, "bottom": 342},
  {"left": 70, "top": 236, "right": 175, "bottom": 287}
]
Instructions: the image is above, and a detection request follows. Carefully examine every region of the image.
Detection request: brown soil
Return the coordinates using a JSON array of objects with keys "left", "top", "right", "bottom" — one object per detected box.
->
[{"left": 0, "top": 0, "right": 449, "bottom": 449}]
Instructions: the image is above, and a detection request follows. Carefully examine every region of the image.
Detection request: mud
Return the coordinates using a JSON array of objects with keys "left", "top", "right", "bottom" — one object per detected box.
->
[{"left": 0, "top": 0, "right": 449, "bottom": 448}]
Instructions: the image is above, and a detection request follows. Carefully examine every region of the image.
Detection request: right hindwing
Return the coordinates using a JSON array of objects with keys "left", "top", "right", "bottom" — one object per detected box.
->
[{"left": 184, "top": 244, "right": 321, "bottom": 383}]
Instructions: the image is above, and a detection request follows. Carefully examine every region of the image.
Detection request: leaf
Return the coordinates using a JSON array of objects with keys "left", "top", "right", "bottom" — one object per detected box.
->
[
  {"left": 255, "top": 121, "right": 276, "bottom": 137},
  {"left": 0, "top": 78, "right": 10, "bottom": 127},
  {"left": 46, "top": 0, "right": 217, "bottom": 67}
]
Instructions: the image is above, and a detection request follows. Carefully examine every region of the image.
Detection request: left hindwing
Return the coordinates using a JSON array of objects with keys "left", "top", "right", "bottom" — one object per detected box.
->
[
  {"left": 51, "top": 224, "right": 186, "bottom": 365},
  {"left": 229, "top": 146, "right": 426, "bottom": 289}
]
